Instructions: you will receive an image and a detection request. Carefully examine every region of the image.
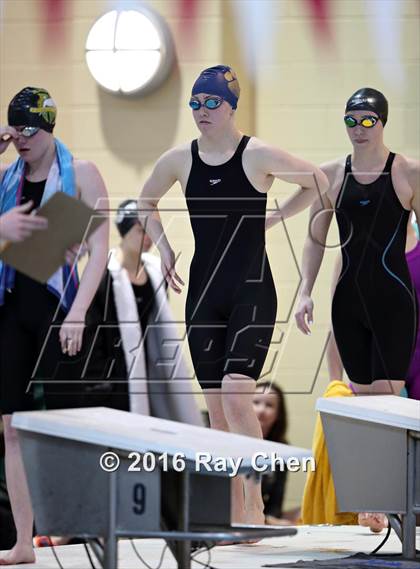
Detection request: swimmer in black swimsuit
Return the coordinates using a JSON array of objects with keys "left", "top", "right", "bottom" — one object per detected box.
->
[
  {"left": 295, "top": 88, "right": 420, "bottom": 396},
  {"left": 185, "top": 134, "right": 277, "bottom": 389},
  {"left": 0, "top": 88, "right": 109, "bottom": 566},
  {"left": 139, "top": 65, "right": 328, "bottom": 525}
]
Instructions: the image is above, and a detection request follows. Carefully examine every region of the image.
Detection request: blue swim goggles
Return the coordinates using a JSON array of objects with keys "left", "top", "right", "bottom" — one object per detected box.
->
[{"left": 189, "top": 96, "right": 224, "bottom": 111}]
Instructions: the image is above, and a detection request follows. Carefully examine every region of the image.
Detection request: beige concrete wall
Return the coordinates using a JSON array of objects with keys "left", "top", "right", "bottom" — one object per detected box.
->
[{"left": 1, "top": 0, "right": 419, "bottom": 509}]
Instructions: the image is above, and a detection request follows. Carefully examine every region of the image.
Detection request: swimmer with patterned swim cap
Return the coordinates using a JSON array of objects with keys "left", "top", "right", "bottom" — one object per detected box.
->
[
  {"left": 139, "top": 64, "right": 328, "bottom": 530},
  {"left": 0, "top": 88, "right": 58, "bottom": 243},
  {"left": 8, "top": 86, "right": 57, "bottom": 131},
  {"left": 293, "top": 88, "right": 420, "bottom": 528},
  {"left": 0, "top": 87, "right": 109, "bottom": 565}
]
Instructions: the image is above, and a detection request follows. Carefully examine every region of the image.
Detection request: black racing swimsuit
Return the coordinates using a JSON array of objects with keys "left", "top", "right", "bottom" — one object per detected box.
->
[
  {"left": 185, "top": 135, "right": 277, "bottom": 389},
  {"left": 0, "top": 179, "right": 82, "bottom": 414},
  {"left": 332, "top": 152, "right": 417, "bottom": 384}
]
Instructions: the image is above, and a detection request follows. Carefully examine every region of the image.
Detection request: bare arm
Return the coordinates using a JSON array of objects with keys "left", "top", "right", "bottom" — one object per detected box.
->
[
  {"left": 294, "top": 163, "right": 336, "bottom": 334},
  {"left": 326, "top": 255, "right": 344, "bottom": 380},
  {"left": 138, "top": 148, "right": 184, "bottom": 293},
  {"left": 300, "top": 194, "right": 334, "bottom": 297},
  {"left": 262, "top": 146, "right": 329, "bottom": 230},
  {"left": 60, "top": 160, "right": 109, "bottom": 356},
  {"left": 408, "top": 158, "right": 420, "bottom": 221}
]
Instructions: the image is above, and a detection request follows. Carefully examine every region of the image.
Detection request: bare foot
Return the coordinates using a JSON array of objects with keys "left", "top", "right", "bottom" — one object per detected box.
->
[
  {"left": 245, "top": 507, "right": 266, "bottom": 527},
  {"left": 241, "top": 508, "right": 265, "bottom": 544},
  {"left": 0, "top": 544, "right": 36, "bottom": 565},
  {"left": 33, "top": 535, "right": 52, "bottom": 548},
  {"left": 34, "top": 535, "right": 70, "bottom": 547},
  {"left": 50, "top": 536, "right": 71, "bottom": 546},
  {"left": 265, "top": 515, "right": 294, "bottom": 526},
  {"left": 217, "top": 510, "right": 266, "bottom": 546},
  {"left": 358, "top": 512, "right": 388, "bottom": 533}
]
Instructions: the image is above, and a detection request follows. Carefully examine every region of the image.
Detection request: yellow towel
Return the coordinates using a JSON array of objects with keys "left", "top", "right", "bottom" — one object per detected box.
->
[{"left": 300, "top": 380, "right": 358, "bottom": 525}]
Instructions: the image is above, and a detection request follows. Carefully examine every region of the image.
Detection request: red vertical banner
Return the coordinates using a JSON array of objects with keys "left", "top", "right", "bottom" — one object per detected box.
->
[
  {"left": 178, "top": 0, "right": 199, "bottom": 47},
  {"left": 304, "top": 0, "right": 333, "bottom": 46},
  {"left": 41, "top": 0, "right": 67, "bottom": 50},
  {"left": 179, "top": 0, "right": 198, "bottom": 19}
]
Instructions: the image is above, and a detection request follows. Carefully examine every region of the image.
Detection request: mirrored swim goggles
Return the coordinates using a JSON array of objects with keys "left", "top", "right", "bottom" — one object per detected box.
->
[
  {"left": 344, "top": 115, "right": 379, "bottom": 128},
  {"left": 15, "top": 126, "right": 40, "bottom": 137},
  {"left": 1, "top": 126, "right": 40, "bottom": 141},
  {"left": 189, "top": 96, "right": 224, "bottom": 111}
]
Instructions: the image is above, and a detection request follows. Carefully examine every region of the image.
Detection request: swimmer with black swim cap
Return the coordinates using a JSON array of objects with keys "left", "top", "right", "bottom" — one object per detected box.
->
[
  {"left": 296, "top": 86, "right": 420, "bottom": 534},
  {"left": 296, "top": 86, "right": 420, "bottom": 395},
  {"left": 138, "top": 64, "right": 328, "bottom": 528},
  {"left": 345, "top": 87, "right": 388, "bottom": 125}
]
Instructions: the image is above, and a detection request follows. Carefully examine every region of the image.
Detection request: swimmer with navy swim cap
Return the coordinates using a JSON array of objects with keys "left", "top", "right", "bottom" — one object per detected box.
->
[
  {"left": 191, "top": 64, "right": 240, "bottom": 109},
  {"left": 138, "top": 64, "right": 328, "bottom": 527}
]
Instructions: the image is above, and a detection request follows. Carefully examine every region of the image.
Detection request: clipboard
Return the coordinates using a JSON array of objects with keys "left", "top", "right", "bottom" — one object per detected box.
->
[{"left": 0, "top": 192, "right": 105, "bottom": 283}]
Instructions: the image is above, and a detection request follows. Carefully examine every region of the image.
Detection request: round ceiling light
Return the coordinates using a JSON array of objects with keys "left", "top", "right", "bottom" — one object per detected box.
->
[{"left": 85, "top": 7, "right": 174, "bottom": 95}]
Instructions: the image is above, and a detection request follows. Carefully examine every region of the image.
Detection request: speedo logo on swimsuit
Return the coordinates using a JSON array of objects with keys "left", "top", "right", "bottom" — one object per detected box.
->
[
  {"left": 209, "top": 179, "right": 222, "bottom": 186},
  {"left": 359, "top": 199, "right": 371, "bottom": 206}
]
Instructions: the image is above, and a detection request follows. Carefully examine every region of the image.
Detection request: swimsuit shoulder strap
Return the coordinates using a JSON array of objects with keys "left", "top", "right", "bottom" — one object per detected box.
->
[
  {"left": 191, "top": 139, "right": 199, "bottom": 161},
  {"left": 383, "top": 152, "right": 396, "bottom": 173},
  {"left": 234, "top": 135, "right": 251, "bottom": 159},
  {"left": 344, "top": 154, "right": 352, "bottom": 175}
]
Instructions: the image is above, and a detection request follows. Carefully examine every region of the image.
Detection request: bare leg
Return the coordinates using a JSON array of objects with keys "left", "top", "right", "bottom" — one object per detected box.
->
[
  {"left": 370, "top": 379, "right": 405, "bottom": 395},
  {"left": 202, "top": 389, "right": 246, "bottom": 524},
  {"left": 326, "top": 330, "right": 344, "bottom": 381},
  {"left": 0, "top": 415, "right": 35, "bottom": 565},
  {"left": 351, "top": 379, "right": 405, "bottom": 396},
  {"left": 352, "top": 379, "right": 404, "bottom": 531},
  {"left": 327, "top": 256, "right": 344, "bottom": 382},
  {"left": 221, "top": 374, "right": 265, "bottom": 526}
]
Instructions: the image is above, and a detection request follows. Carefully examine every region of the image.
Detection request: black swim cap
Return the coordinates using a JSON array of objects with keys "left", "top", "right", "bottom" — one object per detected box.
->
[
  {"left": 115, "top": 200, "right": 140, "bottom": 237},
  {"left": 345, "top": 88, "right": 388, "bottom": 126},
  {"left": 8, "top": 87, "right": 57, "bottom": 132},
  {"left": 192, "top": 65, "right": 240, "bottom": 109}
]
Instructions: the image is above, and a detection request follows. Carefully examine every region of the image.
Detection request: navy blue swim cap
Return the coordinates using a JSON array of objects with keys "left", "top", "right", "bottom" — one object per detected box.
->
[
  {"left": 191, "top": 65, "right": 240, "bottom": 110},
  {"left": 345, "top": 88, "right": 388, "bottom": 126}
]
